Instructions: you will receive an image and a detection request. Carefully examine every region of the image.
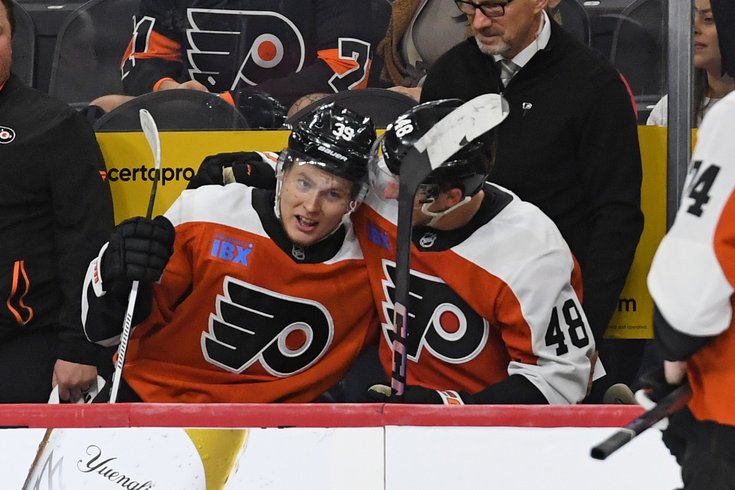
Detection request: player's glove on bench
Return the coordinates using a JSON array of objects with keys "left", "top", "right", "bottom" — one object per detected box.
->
[
  {"left": 368, "top": 384, "right": 468, "bottom": 405},
  {"left": 101, "top": 216, "right": 175, "bottom": 300},
  {"left": 187, "top": 151, "right": 277, "bottom": 190}
]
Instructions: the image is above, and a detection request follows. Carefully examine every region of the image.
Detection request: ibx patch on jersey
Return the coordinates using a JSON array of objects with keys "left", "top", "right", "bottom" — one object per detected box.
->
[
  {"left": 367, "top": 221, "right": 391, "bottom": 252},
  {"left": 0, "top": 126, "right": 16, "bottom": 144},
  {"left": 211, "top": 235, "right": 255, "bottom": 266}
]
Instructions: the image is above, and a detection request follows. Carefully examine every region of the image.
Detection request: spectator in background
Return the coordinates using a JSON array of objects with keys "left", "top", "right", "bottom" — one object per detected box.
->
[
  {"left": 90, "top": 0, "right": 381, "bottom": 122},
  {"left": 372, "top": 0, "right": 564, "bottom": 102},
  {"left": 0, "top": 0, "right": 114, "bottom": 402},
  {"left": 372, "top": 0, "right": 469, "bottom": 101},
  {"left": 647, "top": 0, "right": 734, "bottom": 127},
  {"left": 420, "top": 0, "right": 644, "bottom": 402}
]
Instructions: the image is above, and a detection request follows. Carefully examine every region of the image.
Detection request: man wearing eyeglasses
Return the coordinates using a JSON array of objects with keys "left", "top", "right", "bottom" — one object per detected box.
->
[{"left": 421, "top": 0, "right": 644, "bottom": 403}]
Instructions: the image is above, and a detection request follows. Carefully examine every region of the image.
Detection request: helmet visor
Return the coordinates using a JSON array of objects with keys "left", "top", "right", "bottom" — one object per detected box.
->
[{"left": 368, "top": 136, "right": 439, "bottom": 203}]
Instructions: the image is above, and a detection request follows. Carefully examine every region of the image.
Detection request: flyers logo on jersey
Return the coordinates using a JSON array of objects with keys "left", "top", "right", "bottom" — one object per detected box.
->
[
  {"left": 202, "top": 277, "right": 334, "bottom": 376},
  {"left": 0, "top": 126, "right": 16, "bottom": 144},
  {"left": 380, "top": 260, "right": 489, "bottom": 364},
  {"left": 186, "top": 8, "right": 306, "bottom": 91}
]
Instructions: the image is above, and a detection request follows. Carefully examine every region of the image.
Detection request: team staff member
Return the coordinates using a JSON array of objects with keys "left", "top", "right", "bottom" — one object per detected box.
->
[
  {"left": 81, "top": 104, "right": 379, "bottom": 403},
  {"left": 0, "top": 0, "right": 114, "bottom": 402},
  {"left": 646, "top": 2, "right": 735, "bottom": 486},
  {"left": 360, "top": 100, "right": 595, "bottom": 404},
  {"left": 121, "top": 0, "right": 378, "bottom": 109},
  {"left": 421, "top": 0, "right": 643, "bottom": 399}
]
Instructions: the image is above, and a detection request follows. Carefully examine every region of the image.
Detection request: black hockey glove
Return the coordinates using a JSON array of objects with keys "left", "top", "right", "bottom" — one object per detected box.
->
[
  {"left": 634, "top": 365, "right": 686, "bottom": 430},
  {"left": 367, "top": 384, "right": 468, "bottom": 405},
  {"left": 187, "top": 151, "right": 277, "bottom": 190},
  {"left": 637, "top": 365, "right": 683, "bottom": 404},
  {"left": 101, "top": 216, "right": 175, "bottom": 300}
]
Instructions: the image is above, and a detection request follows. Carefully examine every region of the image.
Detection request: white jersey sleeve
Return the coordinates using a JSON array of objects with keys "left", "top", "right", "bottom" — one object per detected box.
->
[{"left": 647, "top": 92, "right": 735, "bottom": 337}]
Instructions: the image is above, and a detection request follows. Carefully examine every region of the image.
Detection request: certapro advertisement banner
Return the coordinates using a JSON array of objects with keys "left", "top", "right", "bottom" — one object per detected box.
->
[
  {"left": 96, "top": 130, "right": 290, "bottom": 222},
  {"left": 96, "top": 127, "right": 671, "bottom": 340},
  {"left": 604, "top": 126, "right": 669, "bottom": 339}
]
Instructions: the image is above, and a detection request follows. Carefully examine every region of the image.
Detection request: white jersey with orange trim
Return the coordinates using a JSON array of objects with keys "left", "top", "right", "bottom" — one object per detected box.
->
[
  {"left": 121, "top": 0, "right": 378, "bottom": 106},
  {"left": 83, "top": 184, "right": 378, "bottom": 403},
  {"left": 352, "top": 183, "right": 595, "bottom": 404},
  {"left": 648, "top": 92, "right": 735, "bottom": 426}
]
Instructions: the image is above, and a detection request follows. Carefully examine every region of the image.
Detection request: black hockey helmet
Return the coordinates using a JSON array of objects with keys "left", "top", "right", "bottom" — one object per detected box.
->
[
  {"left": 282, "top": 102, "right": 376, "bottom": 199},
  {"left": 378, "top": 99, "right": 497, "bottom": 200}
]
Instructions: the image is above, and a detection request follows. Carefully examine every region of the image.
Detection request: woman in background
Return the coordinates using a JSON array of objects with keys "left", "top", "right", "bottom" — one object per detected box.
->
[{"left": 647, "top": 0, "right": 734, "bottom": 126}]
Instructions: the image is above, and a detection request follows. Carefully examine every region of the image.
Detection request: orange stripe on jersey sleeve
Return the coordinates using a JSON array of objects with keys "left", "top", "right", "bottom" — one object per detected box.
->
[
  {"left": 121, "top": 31, "right": 182, "bottom": 68},
  {"left": 317, "top": 48, "right": 369, "bottom": 89},
  {"left": 317, "top": 48, "right": 359, "bottom": 75},
  {"left": 713, "top": 190, "right": 735, "bottom": 289}
]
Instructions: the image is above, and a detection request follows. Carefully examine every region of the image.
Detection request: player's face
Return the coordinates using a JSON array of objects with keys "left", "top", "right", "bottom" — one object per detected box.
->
[
  {"left": 278, "top": 163, "right": 354, "bottom": 247},
  {"left": 467, "top": 0, "right": 546, "bottom": 59},
  {"left": 693, "top": 0, "right": 721, "bottom": 73},
  {"left": 0, "top": 2, "right": 11, "bottom": 86}
]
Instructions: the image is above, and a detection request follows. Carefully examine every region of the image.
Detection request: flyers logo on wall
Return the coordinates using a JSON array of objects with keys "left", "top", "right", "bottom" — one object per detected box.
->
[
  {"left": 22, "top": 428, "right": 247, "bottom": 489},
  {"left": 186, "top": 8, "right": 306, "bottom": 90}
]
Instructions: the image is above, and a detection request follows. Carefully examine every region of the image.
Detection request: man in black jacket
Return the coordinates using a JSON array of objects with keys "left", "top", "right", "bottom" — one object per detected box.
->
[
  {"left": 421, "top": 0, "right": 644, "bottom": 400},
  {"left": 0, "top": 0, "right": 114, "bottom": 402}
]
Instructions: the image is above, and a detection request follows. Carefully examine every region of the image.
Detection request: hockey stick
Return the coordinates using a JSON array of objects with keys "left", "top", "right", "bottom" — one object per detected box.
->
[
  {"left": 590, "top": 383, "right": 692, "bottom": 460},
  {"left": 109, "top": 109, "right": 161, "bottom": 403},
  {"left": 390, "top": 93, "right": 509, "bottom": 396}
]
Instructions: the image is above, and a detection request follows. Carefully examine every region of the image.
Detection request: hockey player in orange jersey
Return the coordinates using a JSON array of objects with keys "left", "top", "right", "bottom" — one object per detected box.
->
[
  {"left": 358, "top": 99, "right": 596, "bottom": 405},
  {"left": 643, "top": 1, "right": 735, "bottom": 486},
  {"left": 81, "top": 103, "right": 379, "bottom": 402}
]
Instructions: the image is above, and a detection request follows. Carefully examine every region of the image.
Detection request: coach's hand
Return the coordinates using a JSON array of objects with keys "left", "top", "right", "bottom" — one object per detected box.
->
[{"left": 101, "top": 216, "right": 175, "bottom": 299}]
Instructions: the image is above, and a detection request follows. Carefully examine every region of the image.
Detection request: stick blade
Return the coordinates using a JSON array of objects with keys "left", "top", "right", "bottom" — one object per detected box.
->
[
  {"left": 139, "top": 108, "right": 161, "bottom": 171},
  {"left": 414, "top": 93, "right": 510, "bottom": 169}
]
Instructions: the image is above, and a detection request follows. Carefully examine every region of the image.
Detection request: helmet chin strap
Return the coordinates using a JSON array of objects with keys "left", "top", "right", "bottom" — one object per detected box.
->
[{"left": 420, "top": 196, "right": 471, "bottom": 227}]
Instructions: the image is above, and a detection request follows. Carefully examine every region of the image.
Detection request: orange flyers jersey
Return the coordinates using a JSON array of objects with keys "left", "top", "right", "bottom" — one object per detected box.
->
[
  {"left": 120, "top": 0, "right": 375, "bottom": 101},
  {"left": 353, "top": 184, "right": 595, "bottom": 404},
  {"left": 118, "top": 184, "right": 376, "bottom": 402},
  {"left": 648, "top": 92, "right": 735, "bottom": 425}
]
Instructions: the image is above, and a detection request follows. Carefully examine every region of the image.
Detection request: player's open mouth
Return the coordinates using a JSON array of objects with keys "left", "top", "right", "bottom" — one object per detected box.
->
[{"left": 296, "top": 215, "right": 318, "bottom": 230}]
